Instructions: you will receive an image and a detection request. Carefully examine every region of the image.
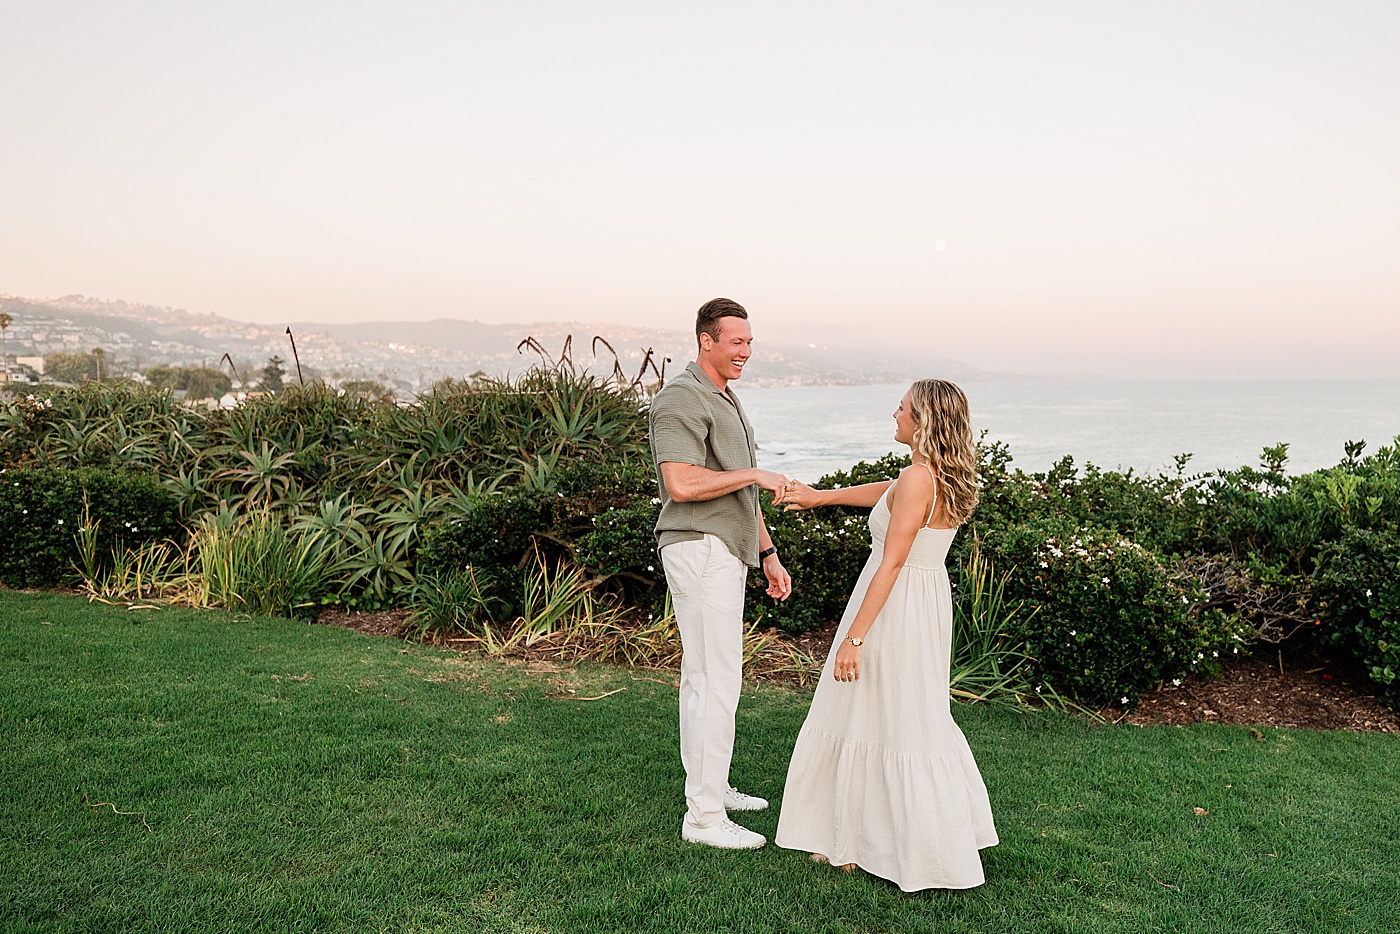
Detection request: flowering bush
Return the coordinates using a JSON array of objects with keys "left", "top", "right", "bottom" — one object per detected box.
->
[
  {"left": 0, "top": 467, "right": 182, "bottom": 588},
  {"left": 575, "top": 500, "right": 661, "bottom": 580},
  {"left": 983, "top": 520, "right": 1244, "bottom": 707},
  {"left": 1314, "top": 527, "right": 1400, "bottom": 704}
]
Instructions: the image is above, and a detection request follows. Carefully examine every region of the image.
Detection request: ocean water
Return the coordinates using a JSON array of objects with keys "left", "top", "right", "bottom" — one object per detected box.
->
[{"left": 739, "top": 380, "right": 1400, "bottom": 482}]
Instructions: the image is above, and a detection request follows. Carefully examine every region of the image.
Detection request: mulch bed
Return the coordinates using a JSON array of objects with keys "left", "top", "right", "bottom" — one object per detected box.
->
[
  {"left": 316, "top": 606, "right": 412, "bottom": 639},
  {"left": 1119, "top": 648, "right": 1398, "bottom": 734},
  {"left": 315, "top": 609, "right": 1398, "bottom": 735}
]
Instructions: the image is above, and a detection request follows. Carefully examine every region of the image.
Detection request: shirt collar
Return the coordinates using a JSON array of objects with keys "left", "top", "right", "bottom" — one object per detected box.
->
[{"left": 686, "top": 360, "right": 729, "bottom": 396}]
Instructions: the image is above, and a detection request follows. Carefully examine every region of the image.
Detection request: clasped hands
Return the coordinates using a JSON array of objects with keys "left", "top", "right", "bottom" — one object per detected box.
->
[{"left": 756, "top": 470, "right": 820, "bottom": 512}]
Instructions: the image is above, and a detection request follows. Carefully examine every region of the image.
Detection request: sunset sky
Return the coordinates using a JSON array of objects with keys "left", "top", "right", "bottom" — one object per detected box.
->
[{"left": 2, "top": 2, "right": 1397, "bottom": 377}]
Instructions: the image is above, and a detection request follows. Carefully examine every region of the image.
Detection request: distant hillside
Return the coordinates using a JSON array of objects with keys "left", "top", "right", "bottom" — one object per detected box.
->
[{"left": 1, "top": 293, "right": 996, "bottom": 390}]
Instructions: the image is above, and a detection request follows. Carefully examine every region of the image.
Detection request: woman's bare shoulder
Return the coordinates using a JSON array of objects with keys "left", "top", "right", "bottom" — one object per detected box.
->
[
  {"left": 889, "top": 464, "right": 935, "bottom": 509},
  {"left": 894, "top": 463, "right": 936, "bottom": 487}
]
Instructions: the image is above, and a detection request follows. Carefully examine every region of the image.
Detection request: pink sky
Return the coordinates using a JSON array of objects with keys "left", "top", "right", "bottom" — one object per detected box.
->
[{"left": 2, "top": 1, "right": 1397, "bottom": 377}]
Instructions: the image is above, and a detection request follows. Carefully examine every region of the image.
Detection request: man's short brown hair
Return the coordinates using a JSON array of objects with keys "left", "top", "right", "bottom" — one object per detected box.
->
[{"left": 695, "top": 298, "right": 748, "bottom": 347}]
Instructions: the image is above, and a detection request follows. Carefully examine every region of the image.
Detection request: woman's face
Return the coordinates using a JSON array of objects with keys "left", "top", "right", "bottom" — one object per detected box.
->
[{"left": 893, "top": 389, "right": 917, "bottom": 446}]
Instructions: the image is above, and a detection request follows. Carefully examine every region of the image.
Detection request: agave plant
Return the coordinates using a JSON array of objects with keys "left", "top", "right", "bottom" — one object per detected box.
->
[{"left": 218, "top": 441, "right": 299, "bottom": 509}]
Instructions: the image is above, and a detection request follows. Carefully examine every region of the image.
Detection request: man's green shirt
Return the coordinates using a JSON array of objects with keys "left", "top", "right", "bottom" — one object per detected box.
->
[{"left": 649, "top": 361, "right": 760, "bottom": 568}]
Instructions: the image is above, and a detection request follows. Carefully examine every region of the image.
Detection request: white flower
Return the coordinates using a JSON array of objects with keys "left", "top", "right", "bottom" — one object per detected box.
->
[
  {"left": 1366, "top": 589, "right": 1373, "bottom": 598},
  {"left": 1121, "top": 696, "right": 1130, "bottom": 705},
  {"left": 1172, "top": 678, "right": 1182, "bottom": 687},
  {"left": 57, "top": 519, "right": 64, "bottom": 525},
  {"left": 1040, "top": 561, "right": 1048, "bottom": 568},
  {"left": 1069, "top": 630, "right": 1076, "bottom": 636},
  {"left": 1212, "top": 651, "right": 1218, "bottom": 657},
  {"left": 1101, "top": 576, "right": 1110, "bottom": 585},
  {"left": 646, "top": 565, "right": 654, "bottom": 572},
  {"left": 1233, "top": 647, "right": 1238, "bottom": 654},
  {"left": 21, "top": 509, "right": 26, "bottom": 514}
]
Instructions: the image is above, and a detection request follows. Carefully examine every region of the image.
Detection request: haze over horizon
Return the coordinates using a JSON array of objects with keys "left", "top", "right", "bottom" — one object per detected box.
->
[{"left": 3, "top": 2, "right": 1397, "bottom": 378}]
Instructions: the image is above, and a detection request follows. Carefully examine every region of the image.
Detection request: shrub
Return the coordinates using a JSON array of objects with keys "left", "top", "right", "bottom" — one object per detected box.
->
[
  {"left": 1314, "top": 526, "right": 1400, "bottom": 704},
  {"left": 748, "top": 500, "right": 873, "bottom": 633},
  {"left": 417, "top": 492, "right": 551, "bottom": 618},
  {"left": 575, "top": 499, "right": 661, "bottom": 580},
  {"left": 968, "top": 450, "right": 1211, "bottom": 559},
  {"left": 0, "top": 467, "right": 182, "bottom": 588},
  {"left": 983, "top": 519, "right": 1241, "bottom": 707},
  {"left": 741, "top": 455, "right": 911, "bottom": 634}
]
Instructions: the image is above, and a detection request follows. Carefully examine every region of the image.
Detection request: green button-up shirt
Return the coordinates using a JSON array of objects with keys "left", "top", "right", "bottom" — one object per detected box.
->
[{"left": 649, "top": 361, "right": 761, "bottom": 567}]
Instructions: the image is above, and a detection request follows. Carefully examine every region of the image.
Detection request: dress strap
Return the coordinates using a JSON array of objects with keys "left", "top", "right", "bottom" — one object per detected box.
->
[{"left": 919, "top": 463, "right": 938, "bottom": 529}]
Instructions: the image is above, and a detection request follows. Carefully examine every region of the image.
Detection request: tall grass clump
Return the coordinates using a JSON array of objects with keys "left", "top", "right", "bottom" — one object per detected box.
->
[
  {"left": 405, "top": 566, "right": 501, "bottom": 640},
  {"left": 191, "top": 511, "right": 336, "bottom": 619}
]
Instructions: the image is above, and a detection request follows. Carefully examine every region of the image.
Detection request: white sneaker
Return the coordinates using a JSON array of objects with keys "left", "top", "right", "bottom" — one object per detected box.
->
[
  {"left": 681, "top": 818, "right": 766, "bottom": 850},
  {"left": 724, "top": 786, "right": 769, "bottom": 812}
]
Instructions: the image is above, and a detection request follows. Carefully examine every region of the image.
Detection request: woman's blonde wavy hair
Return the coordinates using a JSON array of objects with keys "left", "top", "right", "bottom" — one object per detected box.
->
[{"left": 908, "top": 378, "right": 979, "bottom": 525}]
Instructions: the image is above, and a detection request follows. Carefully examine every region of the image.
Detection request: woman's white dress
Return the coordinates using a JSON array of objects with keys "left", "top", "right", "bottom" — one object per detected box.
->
[{"left": 774, "top": 480, "right": 998, "bottom": 891}]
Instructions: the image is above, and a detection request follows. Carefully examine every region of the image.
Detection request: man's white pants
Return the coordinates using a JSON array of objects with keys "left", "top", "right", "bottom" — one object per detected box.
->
[{"left": 660, "top": 534, "right": 747, "bottom": 830}]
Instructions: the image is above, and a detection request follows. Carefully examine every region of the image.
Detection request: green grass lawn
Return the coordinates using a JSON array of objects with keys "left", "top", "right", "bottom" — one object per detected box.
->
[{"left": 2, "top": 592, "right": 1397, "bottom": 933}]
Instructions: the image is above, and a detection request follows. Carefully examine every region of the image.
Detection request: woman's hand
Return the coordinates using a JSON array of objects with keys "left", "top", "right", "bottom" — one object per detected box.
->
[
  {"left": 832, "top": 639, "right": 861, "bottom": 682},
  {"left": 779, "top": 480, "right": 824, "bottom": 512}
]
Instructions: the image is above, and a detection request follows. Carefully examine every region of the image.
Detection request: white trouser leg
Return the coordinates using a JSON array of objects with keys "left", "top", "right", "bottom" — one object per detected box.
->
[{"left": 660, "top": 534, "right": 747, "bottom": 829}]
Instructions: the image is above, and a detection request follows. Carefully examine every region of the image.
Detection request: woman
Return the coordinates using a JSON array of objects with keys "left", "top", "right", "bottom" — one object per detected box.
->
[{"left": 772, "top": 379, "right": 998, "bottom": 891}]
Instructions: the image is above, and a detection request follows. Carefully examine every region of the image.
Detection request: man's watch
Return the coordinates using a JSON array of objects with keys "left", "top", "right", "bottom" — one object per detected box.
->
[
  {"left": 846, "top": 636, "right": 863, "bottom": 647},
  {"left": 758, "top": 546, "right": 778, "bottom": 561}
]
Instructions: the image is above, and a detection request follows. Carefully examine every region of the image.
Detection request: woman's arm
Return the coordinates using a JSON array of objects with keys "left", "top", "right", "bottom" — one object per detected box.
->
[
  {"left": 779, "top": 479, "right": 893, "bottom": 511},
  {"left": 830, "top": 466, "right": 934, "bottom": 682}
]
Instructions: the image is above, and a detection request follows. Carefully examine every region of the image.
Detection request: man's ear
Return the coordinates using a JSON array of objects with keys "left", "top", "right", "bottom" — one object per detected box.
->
[{"left": 698, "top": 332, "right": 713, "bottom": 352}]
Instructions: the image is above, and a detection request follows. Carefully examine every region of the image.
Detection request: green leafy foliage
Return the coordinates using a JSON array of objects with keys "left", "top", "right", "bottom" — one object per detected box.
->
[
  {"left": 417, "top": 492, "right": 551, "bottom": 618},
  {"left": 0, "top": 467, "right": 181, "bottom": 588},
  {"left": 1314, "top": 526, "right": 1400, "bottom": 704},
  {"left": 5, "top": 367, "right": 1399, "bottom": 711},
  {"left": 740, "top": 453, "right": 906, "bottom": 633},
  {"left": 575, "top": 500, "right": 660, "bottom": 579}
]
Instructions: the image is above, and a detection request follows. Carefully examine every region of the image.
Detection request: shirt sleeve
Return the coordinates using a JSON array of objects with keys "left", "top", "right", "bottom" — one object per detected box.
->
[{"left": 650, "top": 394, "right": 709, "bottom": 467}]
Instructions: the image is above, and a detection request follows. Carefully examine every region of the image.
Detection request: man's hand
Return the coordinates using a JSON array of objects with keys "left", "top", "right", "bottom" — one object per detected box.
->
[
  {"left": 833, "top": 639, "right": 861, "bottom": 682},
  {"left": 763, "top": 553, "right": 792, "bottom": 601},
  {"left": 755, "top": 469, "right": 791, "bottom": 501}
]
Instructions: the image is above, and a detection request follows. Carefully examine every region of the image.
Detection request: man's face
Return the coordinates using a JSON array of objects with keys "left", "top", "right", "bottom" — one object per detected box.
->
[{"left": 699, "top": 316, "right": 753, "bottom": 382}]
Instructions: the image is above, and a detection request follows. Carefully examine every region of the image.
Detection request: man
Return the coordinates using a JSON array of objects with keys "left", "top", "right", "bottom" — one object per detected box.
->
[{"left": 649, "top": 297, "right": 794, "bottom": 850}]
